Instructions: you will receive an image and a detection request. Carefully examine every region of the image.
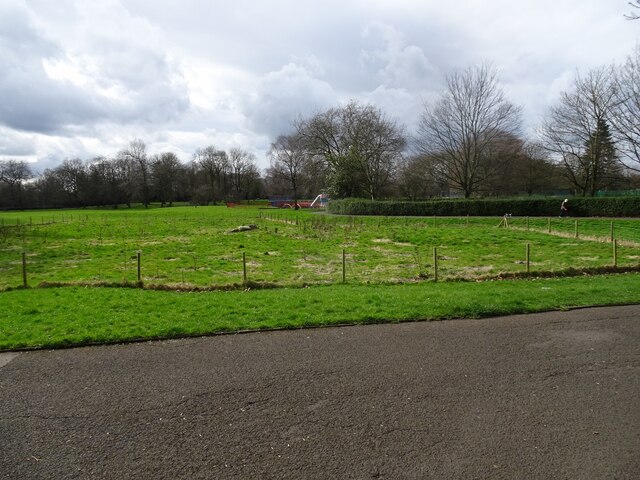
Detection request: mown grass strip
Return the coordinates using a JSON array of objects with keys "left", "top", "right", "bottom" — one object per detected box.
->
[{"left": 1, "top": 273, "right": 639, "bottom": 351}]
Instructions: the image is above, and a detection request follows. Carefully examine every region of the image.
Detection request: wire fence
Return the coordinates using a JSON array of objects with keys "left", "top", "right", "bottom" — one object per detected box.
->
[{"left": 2, "top": 213, "right": 639, "bottom": 291}]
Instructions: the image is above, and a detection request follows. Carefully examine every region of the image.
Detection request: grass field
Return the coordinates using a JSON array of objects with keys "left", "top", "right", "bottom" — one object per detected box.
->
[
  {"left": 1, "top": 206, "right": 639, "bottom": 289},
  {"left": 1, "top": 205, "right": 639, "bottom": 350},
  {"left": 1, "top": 274, "right": 640, "bottom": 350}
]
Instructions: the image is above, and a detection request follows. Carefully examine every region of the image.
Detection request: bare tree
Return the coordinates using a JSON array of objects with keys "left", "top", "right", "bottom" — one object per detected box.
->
[
  {"left": 396, "top": 154, "right": 447, "bottom": 200},
  {"left": 53, "top": 158, "right": 87, "bottom": 207},
  {"left": 152, "top": 152, "right": 182, "bottom": 207},
  {"left": 267, "top": 133, "right": 309, "bottom": 208},
  {"left": 517, "top": 142, "right": 566, "bottom": 195},
  {"left": 185, "top": 160, "right": 210, "bottom": 206},
  {"left": 115, "top": 155, "right": 137, "bottom": 208},
  {"left": 540, "top": 67, "right": 621, "bottom": 196},
  {"left": 86, "top": 157, "right": 128, "bottom": 208},
  {"left": 479, "top": 131, "right": 527, "bottom": 195},
  {"left": 121, "top": 139, "right": 151, "bottom": 208},
  {"left": 193, "top": 145, "right": 229, "bottom": 204},
  {"left": 228, "top": 148, "right": 261, "bottom": 200},
  {"left": 35, "top": 168, "right": 64, "bottom": 208},
  {"left": 416, "top": 64, "right": 522, "bottom": 198},
  {"left": 296, "top": 101, "right": 406, "bottom": 199},
  {"left": 625, "top": 1, "right": 640, "bottom": 19},
  {"left": 343, "top": 102, "right": 406, "bottom": 200},
  {"left": 0, "top": 159, "right": 32, "bottom": 209},
  {"left": 611, "top": 45, "right": 640, "bottom": 170},
  {"left": 295, "top": 105, "right": 360, "bottom": 198}
]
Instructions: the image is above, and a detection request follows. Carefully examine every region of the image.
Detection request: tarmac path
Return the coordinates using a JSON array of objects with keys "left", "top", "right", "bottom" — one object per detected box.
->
[{"left": 1, "top": 305, "right": 639, "bottom": 479}]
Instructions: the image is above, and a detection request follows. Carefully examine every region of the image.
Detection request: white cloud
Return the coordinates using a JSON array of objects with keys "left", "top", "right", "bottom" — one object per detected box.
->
[
  {"left": 0, "top": 0, "right": 637, "bottom": 169},
  {"left": 0, "top": 126, "right": 38, "bottom": 157},
  {"left": 360, "top": 22, "right": 440, "bottom": 91},
  {"left": 242, "top": 61, "right": 338, "bottom": 137},
  {"left": 0, "top": 0, "right": 190, "bottom": 135}
]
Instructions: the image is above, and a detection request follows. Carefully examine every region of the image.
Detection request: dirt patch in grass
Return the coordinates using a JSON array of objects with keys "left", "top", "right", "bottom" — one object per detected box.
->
[
  {"left": 458, "top": 265, "right": 495, "bottom": 277},
  {"left": 294, "top": 259, "right": 336, "bottom": 276},
  {"left": 394, "top": 242, "right": 413, "bottom": 247}
]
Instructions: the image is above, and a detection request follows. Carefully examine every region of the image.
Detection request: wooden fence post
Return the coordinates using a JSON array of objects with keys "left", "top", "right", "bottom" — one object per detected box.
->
[
  {"left": 22, "top": 252, "right": 27, "bottom": 288},
  {"left": 242, "top": 252, "right": 247, "bottom": 285},
  {"left": 137, "top": 251, "right": 141, "bottom": 282},
  {"left": 547, "top": 217, "right": 551, "bottom": 233},
  {"left": 574, "top": 220, "right": 578, "bottom": 239},
  {"left": 433, "top": 247, "right": 438, "bottom": 282},
  {"left": 610, "top": 222, "right": 614, "bottom": 242},
  {"left": 613, "top": 240, "right": 617, "bottom": 268},
  {"left": 342, "top": 249, "right": 346, "bottom": 283}
]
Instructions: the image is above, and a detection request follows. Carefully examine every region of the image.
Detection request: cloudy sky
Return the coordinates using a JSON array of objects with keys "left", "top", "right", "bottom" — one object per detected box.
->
[{"left": 1, "top": 0, "right": 638, "bottom": 172}]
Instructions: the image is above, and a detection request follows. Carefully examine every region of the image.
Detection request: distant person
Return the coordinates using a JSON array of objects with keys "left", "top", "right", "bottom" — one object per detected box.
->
[{"left": 560, "top": 199, "right": 569, "bottom": 217}]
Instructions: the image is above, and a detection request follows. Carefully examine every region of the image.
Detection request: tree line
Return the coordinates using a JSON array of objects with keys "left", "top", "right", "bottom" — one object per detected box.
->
[
  {"left": 0, "top": 141, "right": 263, "bottom": 210},
  {"left": 1, "top": 46, "right": 639, "bottom": 210}
]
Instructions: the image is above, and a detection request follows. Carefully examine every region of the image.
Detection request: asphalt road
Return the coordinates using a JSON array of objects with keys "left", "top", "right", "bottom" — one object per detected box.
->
[{"left": 1, "top": 305, "right": 639, "bottom": 479}]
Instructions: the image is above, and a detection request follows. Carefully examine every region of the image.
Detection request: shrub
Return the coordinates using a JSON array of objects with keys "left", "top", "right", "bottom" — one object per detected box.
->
[{"left": 327, "top": 197, "right": 640, "bottom": 217}]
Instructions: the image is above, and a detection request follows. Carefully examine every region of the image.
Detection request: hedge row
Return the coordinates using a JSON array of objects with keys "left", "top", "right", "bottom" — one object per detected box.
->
[{"left": 327, "top": 197, "right": 640, "bottom": 217}]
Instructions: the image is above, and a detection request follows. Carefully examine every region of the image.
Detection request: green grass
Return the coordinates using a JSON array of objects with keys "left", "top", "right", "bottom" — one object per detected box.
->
[
  {"left": 1, "top": 206, "right": 639, "bottom": 350},
  {"left": 1, "top": 207, "right": 639, "bottom": 289},
  {"left": 1, "top": 273, "right": 639, "bottom": 350}
]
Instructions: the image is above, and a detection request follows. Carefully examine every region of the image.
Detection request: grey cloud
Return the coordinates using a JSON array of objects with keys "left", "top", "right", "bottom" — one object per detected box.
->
[
  {"left": 242, "top": 61, "right": 338, "bottom": 138},
  {"left": 31, "top": 154, "right": 66, "bottom": 174},
  {"left": 379, "top": 45, "right": 439, "bottom": 89},
  {"left": 363, "top": 86, "right": 418, "bottom": 119},
  {"left": 360, "top": 23, "right": 441, "bottom": 91},
  {"left": 0, "top": 0, "right": 190, "bottom": 135},
  {"left": 0, "top": 12, "right": 106, "bottom": 133},
  {"left": 0, "top": 2, "right": 56, "bottom": 58},
  {"left": 0, "top": 129, "right": 37, "bottom": 157},
  {"left": 123, "top": 0, "right": 366, "bottom": 70},
  {"left": 1, "top": 0, "right": 637, "bottom": 170}
]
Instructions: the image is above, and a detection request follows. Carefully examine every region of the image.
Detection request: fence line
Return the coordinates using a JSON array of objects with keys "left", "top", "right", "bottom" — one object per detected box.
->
[
  {"left": 22, "top": 252, "right": 27, "bottom": 288},
  {"left": 5, "top": 240, "right": 638, "bottom": 291},
  {"left": 3, "top": 215, "right": 640, "bottom": 290}
]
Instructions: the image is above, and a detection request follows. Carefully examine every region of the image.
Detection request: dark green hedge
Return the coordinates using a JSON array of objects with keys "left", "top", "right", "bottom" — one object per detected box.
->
[{"left": 327, "top": 197, "right": 640, "bottom": 217}]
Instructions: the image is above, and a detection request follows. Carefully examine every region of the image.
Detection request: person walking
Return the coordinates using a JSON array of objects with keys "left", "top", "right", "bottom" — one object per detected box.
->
[{"left": 560, "top": 199, "right": 569, "bottom": 217}]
